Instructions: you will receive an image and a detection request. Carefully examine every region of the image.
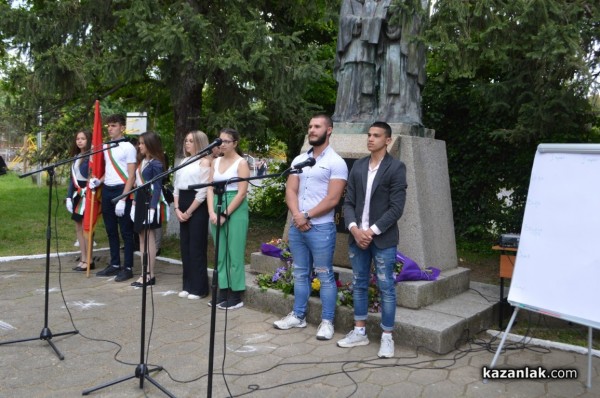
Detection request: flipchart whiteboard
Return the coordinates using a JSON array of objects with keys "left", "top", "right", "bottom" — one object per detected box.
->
[{"left": 508, "top": 144, "right": 600, "bottom": 329}]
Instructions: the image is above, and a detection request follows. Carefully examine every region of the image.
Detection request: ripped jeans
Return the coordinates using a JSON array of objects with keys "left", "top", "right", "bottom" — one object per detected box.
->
[
  {"left": 349, "top": 242, "right": 397, "bottom": 331},
  {"left": 289, "top": 222, "right": 337, "bottom": 322}
]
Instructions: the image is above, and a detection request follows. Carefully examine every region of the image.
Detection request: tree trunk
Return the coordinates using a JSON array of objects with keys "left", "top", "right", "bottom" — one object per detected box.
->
[
  {"left": 167, "top": 62, "right": 205, "bottom": 238},
  {"left": 170, "top": 63, "right": 205, "bottom": 158}
]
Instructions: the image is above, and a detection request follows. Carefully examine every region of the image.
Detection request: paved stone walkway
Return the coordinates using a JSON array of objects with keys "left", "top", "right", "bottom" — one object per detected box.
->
[{"left": 0, "top": 255, "right": 598, "bottom": 397}]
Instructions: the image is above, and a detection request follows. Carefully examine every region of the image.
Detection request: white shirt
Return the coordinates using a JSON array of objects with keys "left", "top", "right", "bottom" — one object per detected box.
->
[
  {"left": 350, "top": 159, "right": 382, "bottom": 235},
  {"left": 292, "top": 145, "right": 348, "bottom": 225},
  {"left": 173, "top": 157, "right": 209, "bottom": 203},
  {"left": 103, "top": 141, "right": 137, "bottom": 186}
]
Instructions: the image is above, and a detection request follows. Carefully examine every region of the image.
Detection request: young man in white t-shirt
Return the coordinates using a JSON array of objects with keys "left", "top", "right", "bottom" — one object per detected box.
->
[
  {"left": 90, "top": 114, "right": 137, "bottom": 282},
  {"left": 274, "top": 113, "right": 348, "bottom": 340}
]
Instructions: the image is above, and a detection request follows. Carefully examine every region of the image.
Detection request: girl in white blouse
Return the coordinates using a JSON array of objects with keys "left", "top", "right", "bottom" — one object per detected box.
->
[{"left": 173, "top": 131, "right": 212, "bottom": 300}]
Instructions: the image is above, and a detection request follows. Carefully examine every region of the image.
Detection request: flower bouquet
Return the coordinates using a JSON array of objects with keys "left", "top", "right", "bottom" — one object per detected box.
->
[
  {"left": 394, "top": 251, "right": 440, "bottom": 282},
  {"left": 260, "top": 238, "right": 292, "bottom": 262}
]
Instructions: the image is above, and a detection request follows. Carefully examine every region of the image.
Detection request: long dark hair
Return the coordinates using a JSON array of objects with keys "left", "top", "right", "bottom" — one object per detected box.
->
[
  {"left": 137, "top": 131, "right": 166, "bottom": 169},
  {"left": 70, "top": 130, "right": 92, "bottom": 157},
  {"left": 220, "top": 127, "right": 244, "bottom": 156}
]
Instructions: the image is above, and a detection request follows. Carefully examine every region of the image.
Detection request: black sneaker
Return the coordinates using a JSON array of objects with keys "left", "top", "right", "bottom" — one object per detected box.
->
[
  {"left": 217, "top": 298, "right": 244, "bottom": 310},
  {"left": 114, "top": 268, "right": 133, "bottom": 282},
  {"left": 207, "top": 288, "right": 229, "bottom": 307},
  {"left": 96, "top": 265, "right": 120, "bottom": 277},
  {"left": 217, "top": 291, "right": 244, "bottom": 310}
]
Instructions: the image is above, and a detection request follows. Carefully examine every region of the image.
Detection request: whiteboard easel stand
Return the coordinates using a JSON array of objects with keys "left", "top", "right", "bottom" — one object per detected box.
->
[{"left": 485, "top": 306, "right": 593, "bottom": 388}]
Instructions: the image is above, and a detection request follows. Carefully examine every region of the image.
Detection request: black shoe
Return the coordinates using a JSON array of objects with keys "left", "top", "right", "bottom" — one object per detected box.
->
[
  {"left": 207, "top": 288, "right": 229, "bottom": 307},
  {"left": 156, "top": 248, "right": 162, "bottom": 257},
  {"left": 130, "top": 277, "right": 155, "bottom": 287},
  {"left": 217, "top": 291, "right": 244, "bottom": 310},
  {"left": 114, "top": 268, "right": 133, "bottom": 282},
  {"left": 96, "top": 265, "right": 120, "bottom": 277}
]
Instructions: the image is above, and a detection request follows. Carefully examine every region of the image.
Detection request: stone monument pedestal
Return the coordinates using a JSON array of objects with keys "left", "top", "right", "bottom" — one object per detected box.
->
[
  {"left": 254, "top": 121, "right": 463, "bottom": 304},
  {"left": 248, "top": 123, "right": 496, "bottom": 353}
]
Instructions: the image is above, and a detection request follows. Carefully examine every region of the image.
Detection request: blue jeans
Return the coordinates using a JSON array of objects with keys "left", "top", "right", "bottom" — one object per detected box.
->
[
  {"left": 289, "top": 222, "right": 337, "bottom": 322},
  {"left": 102, "top": 185, "right": 134, "bottom": 269},
  {"left": 349, "top": 242, "right": 397, "bottom": 331}
]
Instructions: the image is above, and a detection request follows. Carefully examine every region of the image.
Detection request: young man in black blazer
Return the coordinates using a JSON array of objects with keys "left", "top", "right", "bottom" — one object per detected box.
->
[{"left": 337, "top": 121, "right": 407, "bottom": 358}]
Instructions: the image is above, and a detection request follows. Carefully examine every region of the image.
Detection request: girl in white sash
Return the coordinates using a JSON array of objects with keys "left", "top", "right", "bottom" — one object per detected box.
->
[{"left": 66, "top": 130, "right": 95, "bottom": 272}]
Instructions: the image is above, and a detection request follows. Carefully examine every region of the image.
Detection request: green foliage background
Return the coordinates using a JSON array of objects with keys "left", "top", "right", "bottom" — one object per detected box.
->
[{"left": 1, "top": 0, "right": 598, "bottom": 243}]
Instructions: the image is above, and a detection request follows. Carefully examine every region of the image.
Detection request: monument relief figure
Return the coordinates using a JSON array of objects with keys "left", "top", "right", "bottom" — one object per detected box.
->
[
  {"left": 332, "top": 0, "right": 384, "bottom": 122},
  {"left": 377, "top": 0, "right": 427, "bottom": 125},
  {"left": 333, "top": 0, "right": 427, "bottom": 126}
]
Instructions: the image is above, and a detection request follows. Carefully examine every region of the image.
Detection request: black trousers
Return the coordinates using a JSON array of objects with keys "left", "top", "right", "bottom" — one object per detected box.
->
[{"left": 179, "top": 190, "right": 209, "bottom": 296}]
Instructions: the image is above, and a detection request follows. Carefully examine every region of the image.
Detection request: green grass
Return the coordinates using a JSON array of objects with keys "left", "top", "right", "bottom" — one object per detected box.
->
[
  {"left": 0, "top": 172, "right": 109, "bottom": 256},
  {"left": 511, "top": 316, "right": 600, "bottom": 350}
]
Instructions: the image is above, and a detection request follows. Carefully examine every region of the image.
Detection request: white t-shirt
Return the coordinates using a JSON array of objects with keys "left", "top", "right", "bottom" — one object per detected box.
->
[
  {"left": 291, "top": 145, "right": 348, "bottom": 225},
  {"left": 103, "top": 141, "right": 137, "bottom": 186}
]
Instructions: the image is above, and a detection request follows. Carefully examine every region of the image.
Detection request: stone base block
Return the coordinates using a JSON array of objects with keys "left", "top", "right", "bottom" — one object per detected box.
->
[
  {"left": 250, "top": 252, "right": 287, "bottom": 274},
  {"left": 251, "top": 253, "right": 470, "bottom": 310},
  {"left": 245, "top": 271, "right": 499, "bottom": 354}
]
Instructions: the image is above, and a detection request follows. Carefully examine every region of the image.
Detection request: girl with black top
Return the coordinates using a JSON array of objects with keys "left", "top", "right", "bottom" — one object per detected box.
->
[{"left": 130, "top": 131, "right": 167, "bottom": 287}]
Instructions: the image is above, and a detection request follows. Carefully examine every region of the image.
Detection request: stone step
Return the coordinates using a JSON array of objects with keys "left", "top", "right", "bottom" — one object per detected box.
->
[
  {"left": 250, "top": 252, "right": 471, "bottom": 309},
  {"left": 243, "top": 268, "right": 500, "bottom": 354}
]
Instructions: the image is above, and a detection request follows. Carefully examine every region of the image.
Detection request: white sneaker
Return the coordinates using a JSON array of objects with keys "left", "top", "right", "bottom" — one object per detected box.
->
[
  {"left": 273, "top": 312, "right": 306, "bottom": 330},
  {"left": 75, "top": 240, "right": 97, "bottom": 247},
  {"left": 316, "top": 320, "right": 334, "bottom": 340},
  {"left": 377, "top": 334, "right": 395, "bottom": 358},
  {"left": 178, "top": 291, "right": 189, "bottom": 298},
  {"left": 337, "top": 330, "right": 370, "bottom": 348},
  {"left": 187, "top": 294, "right": 201, "bottom": 300}
]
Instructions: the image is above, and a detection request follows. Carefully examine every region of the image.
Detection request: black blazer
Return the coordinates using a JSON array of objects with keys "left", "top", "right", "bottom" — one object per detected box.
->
[{"left": 343, "top": 153, "right": 407, "bottom": 248}]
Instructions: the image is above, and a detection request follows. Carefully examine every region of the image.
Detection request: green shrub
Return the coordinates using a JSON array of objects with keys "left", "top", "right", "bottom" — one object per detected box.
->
[{"left": 248, "top": 176, "right": 287, "bottom": 218}]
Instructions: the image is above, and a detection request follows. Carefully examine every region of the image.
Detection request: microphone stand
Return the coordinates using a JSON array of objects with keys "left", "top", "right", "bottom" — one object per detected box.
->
[
  {"left": 0, "top": 143, "right": 118, "bottom": 359},
  {"left": 83, "top": 150, "right": 214, "bottom": 397},
  {"left": 189, "top": 166, "right": 304, "bottom": 398}
]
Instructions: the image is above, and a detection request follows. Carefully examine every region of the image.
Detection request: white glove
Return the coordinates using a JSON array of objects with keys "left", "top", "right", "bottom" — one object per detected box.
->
[
  {"left": 88, "top": 178, "right": 102, "bottom": 190},
  {"left": 130, "top": 204, "right": 136, "bottom": 222},
  {"left": 115, "top": 200, "right": 126, "bottom": 217},
  {"left": 66, "top": 198, "right": 73, "bottom": 213},
  {"left": 145, "top": 209, "right": 156, "bottom": 224}
]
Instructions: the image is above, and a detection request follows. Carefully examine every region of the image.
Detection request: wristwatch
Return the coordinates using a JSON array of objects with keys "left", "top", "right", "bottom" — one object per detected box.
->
[{"left": 303, "top": 211, "right": 311, "bottom": 220}]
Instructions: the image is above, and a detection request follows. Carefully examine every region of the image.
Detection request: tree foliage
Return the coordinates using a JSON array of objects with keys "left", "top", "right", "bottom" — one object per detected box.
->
[
  {"left": 2, "top": 0, "right": 599, "bottom": 244},
  {"left": 424, "top": 0, "right": 600, "bottom": 240},
  {"left": 0, "top": 0, "right": 339, "bottom": 163}
]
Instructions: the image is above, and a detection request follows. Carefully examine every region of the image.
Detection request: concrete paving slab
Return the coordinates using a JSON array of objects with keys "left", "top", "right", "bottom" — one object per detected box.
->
[{"left": 0, "top": 255, "right": 598, "bottom": 397}]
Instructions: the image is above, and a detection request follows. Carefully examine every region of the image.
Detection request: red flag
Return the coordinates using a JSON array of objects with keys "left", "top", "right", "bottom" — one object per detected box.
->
[{"left": 83, "top": 100, "right": 105, "bottom": 232}]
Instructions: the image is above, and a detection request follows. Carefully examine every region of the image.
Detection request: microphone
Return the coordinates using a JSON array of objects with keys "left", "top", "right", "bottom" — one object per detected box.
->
[
  {"left": 196, "top": 138, "right": 223, "bottom": 156},
  {"left": 293, "top": 157, "right": 316, "bottom": 170}
]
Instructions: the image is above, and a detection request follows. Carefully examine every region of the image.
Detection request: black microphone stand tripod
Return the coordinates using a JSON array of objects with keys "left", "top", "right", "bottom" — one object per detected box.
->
[
  {"left": 83, "top": 175, "right": 175, "bottom": 397},
  {"left": 0, "top": 143, "right": 117, "bottom": 359},
  {"left": 189, "top": 166, "right": 303, "bottom": 398},
  {"left": 83, "top": 147, "right": 219, "bottom": 396}
]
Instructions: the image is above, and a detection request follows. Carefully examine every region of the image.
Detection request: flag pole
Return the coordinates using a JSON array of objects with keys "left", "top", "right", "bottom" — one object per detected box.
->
[
  {"left": 83, "top": 100, "right": 105, "bottom": 277},
  {"left": 85, "top": 189, "right": 96, "bottom": 278}
]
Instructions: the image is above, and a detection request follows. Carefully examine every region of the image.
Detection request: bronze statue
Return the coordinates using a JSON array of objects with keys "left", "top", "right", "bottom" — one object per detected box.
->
[{"left": 333, "top": 0, "right": 427, "bottom": 126}]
